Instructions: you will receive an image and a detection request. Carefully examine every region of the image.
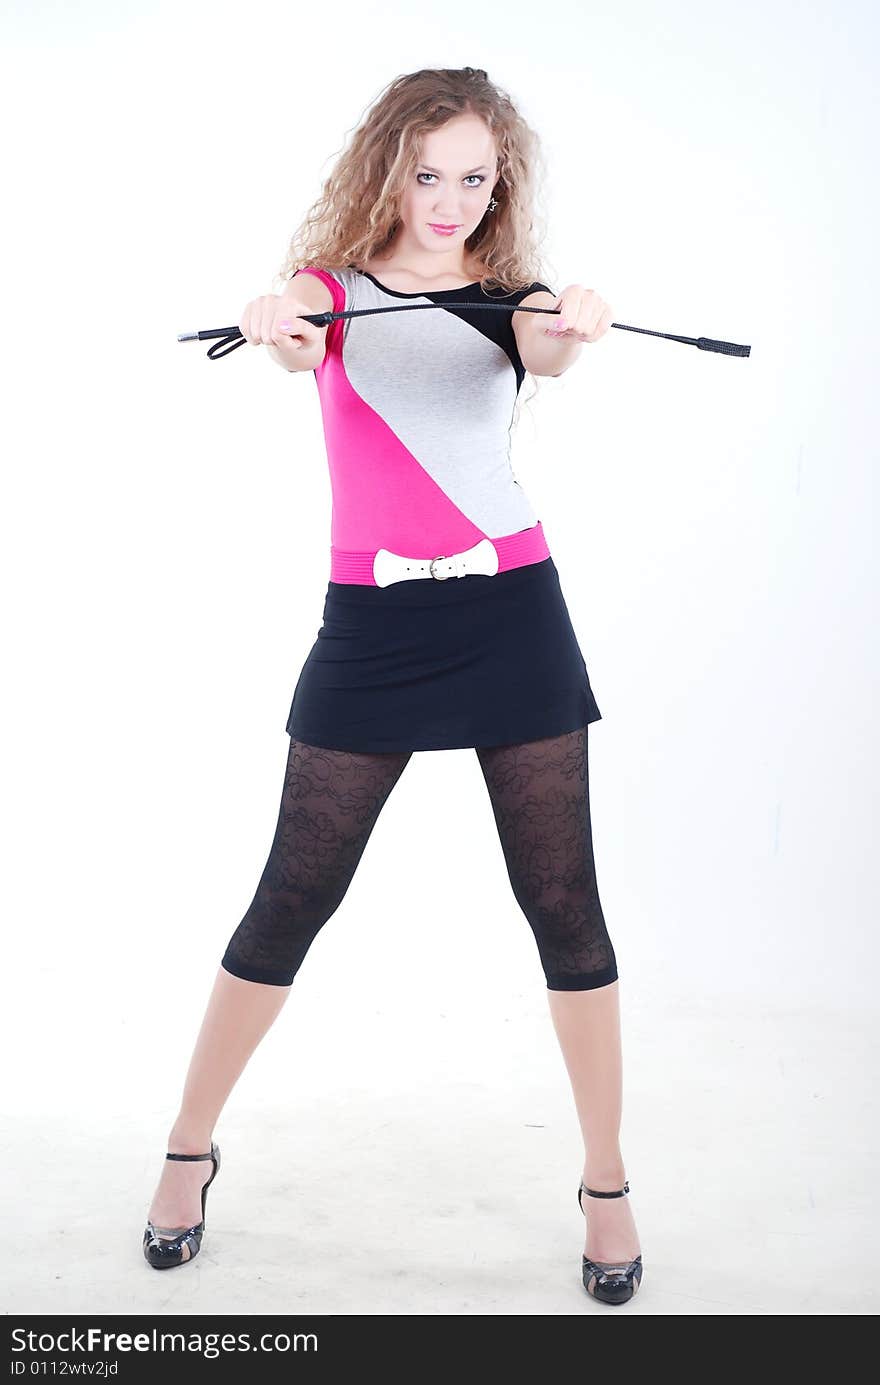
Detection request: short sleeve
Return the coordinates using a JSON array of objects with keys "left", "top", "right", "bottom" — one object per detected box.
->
[
  {"left": 505, "top": 281, "right": 556, "bottom": 306},
  {"left": 291, "top": 266, "right": 346, "bottom": 315}
]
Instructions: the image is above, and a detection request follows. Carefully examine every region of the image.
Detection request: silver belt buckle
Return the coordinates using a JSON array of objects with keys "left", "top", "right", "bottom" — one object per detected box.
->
[
  {"left": 429, "top": 555, "right": 450, "bottom": 580},
  {"left": 429, "top": 554, "right": 467, "bottom": 580}
]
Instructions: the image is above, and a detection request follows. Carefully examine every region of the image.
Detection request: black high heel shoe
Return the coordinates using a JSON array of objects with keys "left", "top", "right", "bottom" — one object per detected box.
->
[
  {"left": 143, "top": 1142, "right": 221, "bottom": 1270},
  {"left": 578, "top": 1178, "right": 643, "bottom": 1304}
]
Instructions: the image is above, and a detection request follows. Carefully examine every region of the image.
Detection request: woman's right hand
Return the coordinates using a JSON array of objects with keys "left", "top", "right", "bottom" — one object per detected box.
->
[{"left": 237, "top": 293, "right": 326, "bottom": 369}]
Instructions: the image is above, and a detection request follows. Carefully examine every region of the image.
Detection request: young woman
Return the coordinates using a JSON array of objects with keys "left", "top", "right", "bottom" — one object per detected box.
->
[{"left": 143, "top": 65, "right": 643, "bottom": 1306}]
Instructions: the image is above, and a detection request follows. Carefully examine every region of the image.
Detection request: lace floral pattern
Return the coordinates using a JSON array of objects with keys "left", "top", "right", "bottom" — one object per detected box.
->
[
  {"left": 475, "top": 725, "right": 617, "bottom": 989},
  {"left": 221, "top": 739, "right": 413, "bottom": 985},
  {"left": 221, "top": 725, "right": 616, "bottom": 991}
]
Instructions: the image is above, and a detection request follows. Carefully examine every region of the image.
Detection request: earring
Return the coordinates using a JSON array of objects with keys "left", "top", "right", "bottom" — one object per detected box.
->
[{"left": 487, "top": 197, "right": 498, "bottom": 212}]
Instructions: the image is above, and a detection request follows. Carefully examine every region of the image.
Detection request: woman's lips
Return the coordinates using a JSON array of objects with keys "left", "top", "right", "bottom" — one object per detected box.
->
[{"left": 428, "top": 223, "right": 460, "bottom": 235}]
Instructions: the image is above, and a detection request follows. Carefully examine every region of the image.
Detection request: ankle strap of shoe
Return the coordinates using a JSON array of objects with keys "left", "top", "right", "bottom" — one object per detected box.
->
[
  {"left": 580, "top": 1179, "right": 630, "bottom": 1198},
  {"left": 166, "top": 1149, "right": 214, "bottom": 1161}
]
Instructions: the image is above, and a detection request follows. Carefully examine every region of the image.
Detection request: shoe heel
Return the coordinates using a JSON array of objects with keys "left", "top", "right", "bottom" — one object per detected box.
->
[
  {"left": 578, "top": 1177, "right": 643, "bottom": 1305},
  {"left": 143, "top": 1141, "right": 221, "bottom": 1271}
]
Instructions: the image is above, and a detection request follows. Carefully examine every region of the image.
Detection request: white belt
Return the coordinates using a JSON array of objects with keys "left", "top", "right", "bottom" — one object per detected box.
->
[{"left": 373, "top": 537, "right": 500, "bottom": 587}]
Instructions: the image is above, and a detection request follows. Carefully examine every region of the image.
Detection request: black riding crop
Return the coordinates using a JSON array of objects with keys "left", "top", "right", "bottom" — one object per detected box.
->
[{"left": 178, "top": 302, "right": 751, "bottom": 362}]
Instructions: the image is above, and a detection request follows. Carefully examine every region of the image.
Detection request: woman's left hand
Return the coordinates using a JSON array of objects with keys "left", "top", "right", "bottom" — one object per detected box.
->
[{"left": 544, "top": 285, "right": 614, "bottom": 343}]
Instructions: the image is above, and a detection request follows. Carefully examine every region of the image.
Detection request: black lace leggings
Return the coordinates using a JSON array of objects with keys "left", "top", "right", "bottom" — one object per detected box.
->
[{"left": 220, "top": 725, "right": 617, "bottom": 991}]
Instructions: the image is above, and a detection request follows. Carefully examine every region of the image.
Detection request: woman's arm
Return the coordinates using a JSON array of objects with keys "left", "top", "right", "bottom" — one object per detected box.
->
[
  {"left": 513, "top": 284, "right": 613, "bottom": 376},
  {"left": 271, "top": 269, "right": 335, "bottom": 372}
]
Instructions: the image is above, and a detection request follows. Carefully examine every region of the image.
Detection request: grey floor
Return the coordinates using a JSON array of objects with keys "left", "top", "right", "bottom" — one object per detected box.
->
[{"left": 3, "top": 993, "right": 876, "bottom": 1315}]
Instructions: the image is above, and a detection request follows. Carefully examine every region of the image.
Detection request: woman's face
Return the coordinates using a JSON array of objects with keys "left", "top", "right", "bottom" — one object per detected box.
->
[{"left": 396, "top": 114, "right": 498, "bottom": 260}]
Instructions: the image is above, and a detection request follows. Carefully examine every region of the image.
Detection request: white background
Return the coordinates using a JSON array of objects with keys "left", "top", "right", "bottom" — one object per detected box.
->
[{"left": 1, "top": 0, "right": 877, "bottom": 1315}]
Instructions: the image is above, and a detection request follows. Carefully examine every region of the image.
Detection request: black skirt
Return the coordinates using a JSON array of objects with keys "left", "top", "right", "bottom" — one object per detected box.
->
[{"left": 285, "top": 555, "right": 601, "bottom": 752}]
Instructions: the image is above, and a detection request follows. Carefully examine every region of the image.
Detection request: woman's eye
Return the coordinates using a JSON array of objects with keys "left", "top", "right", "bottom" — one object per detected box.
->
[{"left": 417, "top": 173, "right": 485, "bottom": 186}]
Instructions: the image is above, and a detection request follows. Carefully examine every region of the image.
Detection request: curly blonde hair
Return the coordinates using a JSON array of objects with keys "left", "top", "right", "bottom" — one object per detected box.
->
[{"left": 273, "top": 66, "right": 557, "bottom": 415}]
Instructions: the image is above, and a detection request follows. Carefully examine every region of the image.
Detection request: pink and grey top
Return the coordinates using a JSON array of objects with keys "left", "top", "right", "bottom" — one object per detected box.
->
[{"left": 293, "top": 265, "right": 556, "bottom": 584}]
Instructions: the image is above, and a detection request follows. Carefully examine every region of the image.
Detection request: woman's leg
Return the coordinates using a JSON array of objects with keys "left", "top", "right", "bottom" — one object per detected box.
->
[
  {"left": 147, "top": 736, "right": 413, "bottom": 1251},
  {"left": 474, "top": 724, "right": 640, "bottom": 1263}
]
